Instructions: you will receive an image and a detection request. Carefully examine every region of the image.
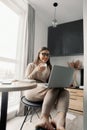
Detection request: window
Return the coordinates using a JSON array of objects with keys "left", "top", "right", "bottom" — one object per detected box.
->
[{"left": 0, "top": 1, "right": 21, "bottom": 113}]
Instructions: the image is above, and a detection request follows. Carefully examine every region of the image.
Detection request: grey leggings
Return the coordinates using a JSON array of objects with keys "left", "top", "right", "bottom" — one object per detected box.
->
[{"left": 41, "top": 89, "right": 69, "bottom": 117}]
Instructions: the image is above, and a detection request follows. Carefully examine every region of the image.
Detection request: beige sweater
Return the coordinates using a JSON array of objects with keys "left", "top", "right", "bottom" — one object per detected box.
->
[
  {"left": 25, "top": 63, "right": 51, "bottom": 83},
  {"left": 24, "top": 63, "right": 51, "bottom": 101}
]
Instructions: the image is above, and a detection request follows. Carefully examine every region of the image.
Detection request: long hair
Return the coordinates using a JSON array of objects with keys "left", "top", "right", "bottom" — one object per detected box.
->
[{"left": 34, "top": 47, "right": 52, "bottom": 70}]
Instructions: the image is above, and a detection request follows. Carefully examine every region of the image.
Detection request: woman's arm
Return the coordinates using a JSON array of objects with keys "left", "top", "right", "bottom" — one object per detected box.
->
[
  {"left": 25, "top": 63, "right": 51, "bottom": 82},
  {"left": 25, "top": 63, "right": 37, "bottom": 79}
]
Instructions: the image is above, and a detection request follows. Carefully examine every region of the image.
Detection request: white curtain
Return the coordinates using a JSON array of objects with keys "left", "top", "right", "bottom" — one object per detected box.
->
[
  {"left": 17, "top": 4, "right": 35, "bottom": 115},
  {"left": 27, "top": 4, "right": 35, "bottom": 64},
  {"left": 23, "top": 4, "right": 35, "bottom": 69},
  {"left": 19, "top": 4, "right": 35, "bottom": 79}
]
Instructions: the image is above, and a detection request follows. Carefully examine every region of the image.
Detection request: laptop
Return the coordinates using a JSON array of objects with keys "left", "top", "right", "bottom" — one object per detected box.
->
[{"left": 45, "top": 65, "right": 74, "bottom": 88}]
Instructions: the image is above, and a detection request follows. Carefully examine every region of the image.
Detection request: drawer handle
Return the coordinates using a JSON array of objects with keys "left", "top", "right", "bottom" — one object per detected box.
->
[
  {"left": 70, "top": 91, "right": 77, "bottom": 93},
  {"left": 70, "top": 94, "right": 77, "bottom": 96},
  {"left": 70, "top": 98, "right": 77, "bottom": 100},
  {"left": 70, "top": 94, "right": 83, "bottom": 97}
]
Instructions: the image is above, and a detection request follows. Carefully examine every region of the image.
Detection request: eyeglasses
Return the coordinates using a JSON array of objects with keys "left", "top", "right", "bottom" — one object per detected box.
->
[{"left": 41, "top": 53, "right": 50, "bottom": 57}]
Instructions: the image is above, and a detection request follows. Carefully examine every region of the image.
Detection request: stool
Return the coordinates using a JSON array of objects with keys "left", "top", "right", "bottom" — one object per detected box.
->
[{"left": 20, "top": 96, "right": 43, "bottom": 130}]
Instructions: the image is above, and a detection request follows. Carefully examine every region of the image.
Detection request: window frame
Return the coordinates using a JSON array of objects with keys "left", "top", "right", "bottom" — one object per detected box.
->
[{"left": 0, "top": 0, "right": 27, "bottom": 119}]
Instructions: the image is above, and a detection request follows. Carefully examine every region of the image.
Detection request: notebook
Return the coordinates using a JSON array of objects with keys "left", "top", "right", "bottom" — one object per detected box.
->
[{"left": 45, "top": 65, "right": 74, "bottom": 88}]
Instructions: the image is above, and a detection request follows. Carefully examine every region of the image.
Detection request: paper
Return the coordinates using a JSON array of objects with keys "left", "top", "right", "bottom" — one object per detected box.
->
[{"left": 66, "top": 113, "right": 76, "bottom": 120}]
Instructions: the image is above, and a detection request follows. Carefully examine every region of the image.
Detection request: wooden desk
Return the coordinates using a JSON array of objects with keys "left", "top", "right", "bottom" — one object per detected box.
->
[{"left": 0, "top": 82, "right": 37, "bottom": 130}]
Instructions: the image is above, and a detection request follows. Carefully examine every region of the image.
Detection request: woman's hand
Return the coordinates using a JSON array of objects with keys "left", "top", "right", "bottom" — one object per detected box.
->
[{"left": 37, "top": 63, "right": 47, "bottom": 72}]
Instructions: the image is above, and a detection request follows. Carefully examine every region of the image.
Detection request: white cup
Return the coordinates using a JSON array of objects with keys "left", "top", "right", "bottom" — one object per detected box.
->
[{"left": 41, "top": 63, "right": 47, "bottom": 67}]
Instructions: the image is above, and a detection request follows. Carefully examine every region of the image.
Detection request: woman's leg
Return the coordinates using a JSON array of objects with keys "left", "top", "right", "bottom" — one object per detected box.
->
[
  {"left": 41, "top": 88, "right": 59, "bottom": 117},
  {"left": 51, "top": 89, "right": 69, "bottom": 130},
  {"left": 36, "top": 88, "right": 59, "bottom": 130}
]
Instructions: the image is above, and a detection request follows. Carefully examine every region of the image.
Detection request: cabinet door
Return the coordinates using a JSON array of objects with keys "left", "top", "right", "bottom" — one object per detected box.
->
[
  {"left": 48, "top": 26, "right": 63, "bottom": 56},
  {"left": 62, "top": 20, "right": 83, "bottom": 56},
  {"left": 48, "top": 20, "right": 83, "bottom": 56},
  {"left": 69, "top": 98, "right": 83, "bottom": 111}
]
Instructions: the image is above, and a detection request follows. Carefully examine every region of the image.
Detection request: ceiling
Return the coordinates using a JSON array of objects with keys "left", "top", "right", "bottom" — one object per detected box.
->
[{"left": 28, "top": 0, "right": 83, "bottom": 26}]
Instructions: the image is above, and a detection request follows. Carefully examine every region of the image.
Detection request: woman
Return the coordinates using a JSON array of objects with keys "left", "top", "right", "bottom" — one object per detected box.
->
[{"left": 24, "top": 47, "right": 69, "bottom": 130}]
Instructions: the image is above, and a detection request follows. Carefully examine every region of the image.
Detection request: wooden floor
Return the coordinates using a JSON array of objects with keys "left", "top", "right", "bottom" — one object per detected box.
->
[{"left": 7, "top": 110, "right": 83, "bottom": 130}]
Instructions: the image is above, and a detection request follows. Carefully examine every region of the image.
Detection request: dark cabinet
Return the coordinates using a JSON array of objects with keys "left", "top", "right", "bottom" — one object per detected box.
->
[
  {"left": 48, "top": 26, "right": 63, "bottom": 56},
  {"left": 48, "top": 19, "right": 83, "bottom": 56}
]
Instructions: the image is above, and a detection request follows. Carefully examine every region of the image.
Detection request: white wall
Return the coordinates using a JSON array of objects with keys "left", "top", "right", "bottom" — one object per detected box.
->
[
  {"left": 34, "top": 13, "right": 84, "bottom": 67},
  {"left": 51, "top": 55, "right": 83, "bottom": 66},
  {"left": 34, "top": 12, "right": 84, "bottom": 85},
  {"left": 83, "top": 0, "right": 87, "bottom": 129},
  {"left": 34, "top": 12, "right": 48, "bottom": 59}
]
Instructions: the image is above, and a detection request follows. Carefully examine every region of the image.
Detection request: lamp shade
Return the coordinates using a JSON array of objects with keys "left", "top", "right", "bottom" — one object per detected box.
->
[
  {"left": 52, "top": 19, "right": 58, "bottom": 27},
  {"left": 52, "top": 2, "right": 58, "bottom": 27}
]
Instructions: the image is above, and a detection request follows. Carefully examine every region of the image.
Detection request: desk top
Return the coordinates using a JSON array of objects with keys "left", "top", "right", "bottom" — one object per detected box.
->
[{"left": 0, "top": 82, "right": 37, "bottom": 92}]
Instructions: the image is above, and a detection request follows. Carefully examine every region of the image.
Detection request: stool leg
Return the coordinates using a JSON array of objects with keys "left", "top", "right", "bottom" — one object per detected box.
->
[
  {"left": 30, "top": 107, "right": 34, "bottom": 122},
  {"left": 20, "top": 107, "right": 31, "bottom": 130},
  {"left": 34, "top": 108, "right": 40, "bottom": 118},
  {"left": 30, "top": 107, "right": 41, "bottom": 122}
]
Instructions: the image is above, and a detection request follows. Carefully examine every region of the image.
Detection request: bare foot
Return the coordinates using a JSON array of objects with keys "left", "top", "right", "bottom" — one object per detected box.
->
[
  {"left": 36, "top": 115, "right": 54, "bottom": 130},
  {"left": 50, "top": 112, "right": 65, "bottom": 130}
]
